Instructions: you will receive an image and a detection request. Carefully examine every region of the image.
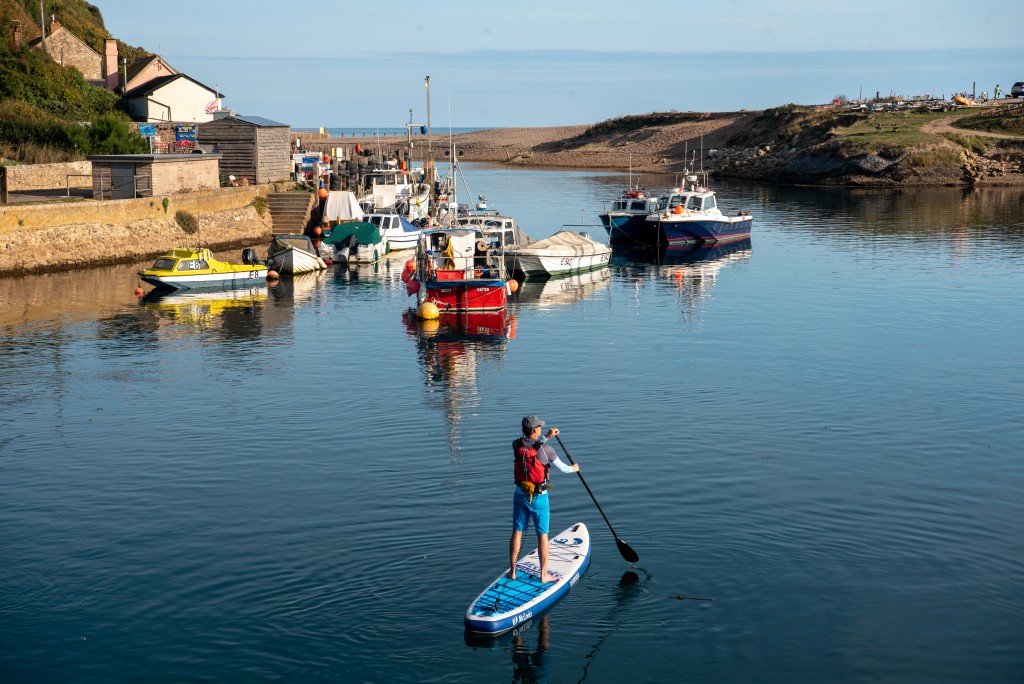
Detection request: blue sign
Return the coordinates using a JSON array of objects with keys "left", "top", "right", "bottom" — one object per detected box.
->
[
  {"left": 175, "top": 124, "right": 197, "bottom": 142},
  {"left": 138, "top": 124, "right": 156, "bottom": 136}
]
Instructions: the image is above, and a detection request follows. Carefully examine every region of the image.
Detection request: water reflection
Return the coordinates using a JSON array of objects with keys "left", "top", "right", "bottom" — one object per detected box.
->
[
  {"left": 744, "top": 184, "right": 1024, "bottom": 248},
  {"left": 612, "top": 240, "right": 752, "bottom": 324},
  {"left": 267, "top": 270, "right": 328, "bottom": 307},
  {"left": 139, "top": 286, "right": 267, "bottom": 337},
  {"left": 403, "top": 309, "right": 516, "bottom": 447},
  {"left": 511, "top": 615, "right": 551, "bottom": 683},
  {"left": 512, "top": 270, "right": 611, "bottom": 309},
  {"left": 463, "top": 614, "right": 552, "bottom": 683}
]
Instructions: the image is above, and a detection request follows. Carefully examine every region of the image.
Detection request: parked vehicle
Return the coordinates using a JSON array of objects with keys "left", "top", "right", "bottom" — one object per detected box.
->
[{"left": 1011, "top": 82, "right": 1024, "bottom": 98}]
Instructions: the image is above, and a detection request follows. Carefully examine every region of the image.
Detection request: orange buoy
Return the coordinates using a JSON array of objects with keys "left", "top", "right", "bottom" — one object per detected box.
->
[
  {"left": 267, "top": 270, "right": 279, "bottom": 281},
  {"left": 134, "top": 287, "right": 144, "bottom": 297},
  {"left": 313, "top": 226, "right": 322, "bottom": 236},
  {"left": 401, "top": 267, "right": 413, "bottom": 283},
  {"left": 318, "top": 188, "right": 329, "bottom": 199},
  {"left": 508, "top": 279, "right": 519, "bottom": 293},
  {"left": 405, "top": 259, "right": 416, "bottom": 270},
  {"left": 674, "top": 205, "right": 683, "bottom": 215},
  {"left": 416, "top": 301, "right": 438, "bottom": 319}
]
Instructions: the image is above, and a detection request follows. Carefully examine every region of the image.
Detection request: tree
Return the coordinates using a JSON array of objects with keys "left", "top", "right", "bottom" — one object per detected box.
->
[{"left": 87, "top": 114, "right": 149, "bottom": 154}]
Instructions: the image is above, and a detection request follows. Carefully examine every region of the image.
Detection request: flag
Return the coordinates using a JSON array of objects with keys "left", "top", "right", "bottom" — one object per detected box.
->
[{"left": 204, "top": 99, "right": 218, "bottom": 114}]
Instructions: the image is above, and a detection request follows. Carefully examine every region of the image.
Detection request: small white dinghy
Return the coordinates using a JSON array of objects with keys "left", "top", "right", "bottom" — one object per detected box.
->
[{"left": 505, "top": 231, "right": 611, "bottom": 279}]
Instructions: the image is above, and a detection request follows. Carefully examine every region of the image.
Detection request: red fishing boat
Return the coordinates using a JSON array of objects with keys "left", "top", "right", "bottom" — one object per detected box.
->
[{"left": 407, "top": 227, "right": 511, "bottom": 312}]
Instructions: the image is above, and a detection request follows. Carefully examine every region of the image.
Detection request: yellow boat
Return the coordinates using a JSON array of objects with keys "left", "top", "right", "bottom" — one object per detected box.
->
[{"left": 139, "top": 247, "right": 267, "bottom": 291}]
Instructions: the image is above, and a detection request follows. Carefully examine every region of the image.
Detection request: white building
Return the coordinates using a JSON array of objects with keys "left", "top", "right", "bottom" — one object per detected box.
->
[{"left": 122, "top": 74, "right": 221, "bottom": 123}]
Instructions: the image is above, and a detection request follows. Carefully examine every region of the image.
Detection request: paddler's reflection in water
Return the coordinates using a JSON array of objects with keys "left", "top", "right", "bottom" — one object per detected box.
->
[{"left": 510, "top": 615, "right": 550, "bottom": 683}]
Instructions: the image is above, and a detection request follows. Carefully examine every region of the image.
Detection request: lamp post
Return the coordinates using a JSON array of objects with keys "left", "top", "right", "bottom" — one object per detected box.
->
[{"left": 424, "top": 75, "right": 434, "bottom": 199}]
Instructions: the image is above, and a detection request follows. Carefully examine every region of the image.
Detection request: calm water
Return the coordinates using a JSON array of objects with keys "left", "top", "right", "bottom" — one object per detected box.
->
[{"left": 2, "top": 165, "right": 1023, "bottom": 683}]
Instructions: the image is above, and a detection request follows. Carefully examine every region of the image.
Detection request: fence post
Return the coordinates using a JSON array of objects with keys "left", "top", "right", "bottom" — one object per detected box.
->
[{"left": 1, "top": 166, "right": 7, "bottom": 204}]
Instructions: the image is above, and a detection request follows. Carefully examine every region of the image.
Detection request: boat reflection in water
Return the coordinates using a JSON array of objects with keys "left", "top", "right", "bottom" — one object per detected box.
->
[
  {"left": 139, "top": 285, "right": 268, "bottom": 337},
  {"left": 612, "top": 239, "right": 752, "bottom": 324},
  {"left": 403, "top": 308, "right": 516, "bottom": 448},
  {"left": 266, "top": 270, "right": 328, "bottom": 307},
  {"left": 512, "top": 268, "right": 611, "bottom": 309}
]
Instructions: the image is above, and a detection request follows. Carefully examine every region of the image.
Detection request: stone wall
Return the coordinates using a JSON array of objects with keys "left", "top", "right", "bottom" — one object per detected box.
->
[
  {"left": 4, "top": 162, "right": 93, "bottom": 190},
  {"left": 0, "top": 186, "right": 275, "bottom": 276}
]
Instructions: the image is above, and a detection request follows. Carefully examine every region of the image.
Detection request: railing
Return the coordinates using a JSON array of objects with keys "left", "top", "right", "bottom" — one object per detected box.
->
[{"left": 75, "top": 173, "right": 153, "bottom": 200}]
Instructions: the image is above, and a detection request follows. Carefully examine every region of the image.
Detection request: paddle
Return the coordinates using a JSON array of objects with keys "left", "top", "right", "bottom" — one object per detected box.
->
[{"left": 554, "top": 435, "right": 639, "bottom": 563}]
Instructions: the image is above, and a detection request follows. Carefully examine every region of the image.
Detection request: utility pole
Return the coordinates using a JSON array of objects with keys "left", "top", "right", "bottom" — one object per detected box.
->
[
  {"left": 39, "top": 0, "right": 45, "bottom": 45},
  {"left": 424, "top": 75, "right": 434, "bottom": 199}
]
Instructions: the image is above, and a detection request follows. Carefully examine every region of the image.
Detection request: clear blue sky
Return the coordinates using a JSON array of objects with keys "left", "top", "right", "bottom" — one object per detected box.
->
[{"left": 99, "top": 0, "right": 1022, "bottom": 127}]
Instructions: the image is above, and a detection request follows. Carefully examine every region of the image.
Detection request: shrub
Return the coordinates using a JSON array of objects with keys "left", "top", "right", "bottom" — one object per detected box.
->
[
  {"left": 174, "top": 210, "right": 199, "bottom": 234},
  {"left": 87, "top": 114, "right": 149, "bottom": 154},
  {"left": 251, "top": 195, "right": 267, "bottom": 217}
]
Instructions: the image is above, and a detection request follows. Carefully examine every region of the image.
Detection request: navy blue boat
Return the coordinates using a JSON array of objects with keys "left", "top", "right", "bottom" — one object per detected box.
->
[{"left": 599, "top": 188, "right": 660, "bottom": 244}]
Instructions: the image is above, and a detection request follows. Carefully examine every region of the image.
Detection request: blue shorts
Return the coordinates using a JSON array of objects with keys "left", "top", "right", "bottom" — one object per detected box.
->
[{"left": 512, "top": 487, "right": 550, "bottom": 535}]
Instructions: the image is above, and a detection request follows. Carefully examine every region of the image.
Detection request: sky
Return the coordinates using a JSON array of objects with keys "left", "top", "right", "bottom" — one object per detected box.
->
[{"left": 97, "top": 0, "right": 1023, "bottom": 128}]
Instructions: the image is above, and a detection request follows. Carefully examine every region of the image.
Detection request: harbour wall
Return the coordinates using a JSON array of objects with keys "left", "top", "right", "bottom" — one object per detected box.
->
[{"left": 0, "top": 186, "right": 274, "bottom": 276}]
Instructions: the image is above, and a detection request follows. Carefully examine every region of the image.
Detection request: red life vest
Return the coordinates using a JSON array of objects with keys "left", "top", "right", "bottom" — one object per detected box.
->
[{"left": 513, "top": 437, "right": 549, "bottom": 485}]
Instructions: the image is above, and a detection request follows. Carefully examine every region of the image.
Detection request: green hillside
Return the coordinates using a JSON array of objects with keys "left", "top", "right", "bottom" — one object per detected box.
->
[{"left": 0, "top": 0, "right": 149, "bottom": 162}]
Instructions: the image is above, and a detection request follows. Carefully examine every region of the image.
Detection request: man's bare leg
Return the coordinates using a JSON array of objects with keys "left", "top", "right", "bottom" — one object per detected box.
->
[
  {"left": 538, "top": 533, "right": 555, "bottom": 582},
  {"left": 508, "top": 530, "right": 523, "bottom": 579}
]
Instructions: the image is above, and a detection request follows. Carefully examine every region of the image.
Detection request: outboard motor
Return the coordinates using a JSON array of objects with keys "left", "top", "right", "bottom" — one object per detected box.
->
[
  {"left": 335, "top": 233, "right": 358, "bottom": 263},
  {"left": 241, "top": 248, "right": 260, "bottom": 265}
]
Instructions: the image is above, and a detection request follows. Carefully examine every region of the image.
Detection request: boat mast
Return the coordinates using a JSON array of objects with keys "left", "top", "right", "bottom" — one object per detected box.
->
[{"left": 425, "top": 76, "right": 434, "bottom": 204}]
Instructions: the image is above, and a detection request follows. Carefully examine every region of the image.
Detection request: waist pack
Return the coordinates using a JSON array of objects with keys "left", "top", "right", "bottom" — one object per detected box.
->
[{"left": 518, "top": 480, "right": 552, "bottom": 503}]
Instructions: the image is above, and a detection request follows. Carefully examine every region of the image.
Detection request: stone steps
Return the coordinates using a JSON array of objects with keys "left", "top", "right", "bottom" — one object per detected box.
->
[{"left": 267, "top": 192, "right": 316, "bottom": 233}]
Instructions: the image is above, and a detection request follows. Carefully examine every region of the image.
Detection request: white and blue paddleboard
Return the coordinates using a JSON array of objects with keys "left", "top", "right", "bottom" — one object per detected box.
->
[{"left": 465, "top": 522, "right": 590, "bottom": 635}]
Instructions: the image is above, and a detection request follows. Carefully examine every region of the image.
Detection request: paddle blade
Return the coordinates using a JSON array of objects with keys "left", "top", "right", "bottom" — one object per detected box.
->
[{"left": 616, "top": 537, "right": 640, "bottom": 563}]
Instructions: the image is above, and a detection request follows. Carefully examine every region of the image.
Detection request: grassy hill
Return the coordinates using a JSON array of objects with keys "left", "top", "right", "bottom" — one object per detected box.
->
[{"left": 0, "top": 0, "right": 149, "bottom": 163}]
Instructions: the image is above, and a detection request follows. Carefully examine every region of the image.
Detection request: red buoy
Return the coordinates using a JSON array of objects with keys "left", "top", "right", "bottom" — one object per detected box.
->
[{"left": 134, "top": 287, "right": 144, "bottom": 297}]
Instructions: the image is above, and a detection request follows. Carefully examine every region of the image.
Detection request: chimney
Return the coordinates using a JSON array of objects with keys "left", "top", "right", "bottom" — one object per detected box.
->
[
  {"left": 105, "top": 39, "right": 119, "bottom": 90},
  {"left": 12, "top": 25, "right": 21, "bottom": 49},
  {"left": 50, "top": 21, "right": 60, "bottom": 35}
]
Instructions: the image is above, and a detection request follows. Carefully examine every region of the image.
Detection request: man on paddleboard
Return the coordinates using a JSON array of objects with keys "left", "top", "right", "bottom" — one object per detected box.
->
[{"left": 509, "top": 415, "right": 579, "bottom": 583}]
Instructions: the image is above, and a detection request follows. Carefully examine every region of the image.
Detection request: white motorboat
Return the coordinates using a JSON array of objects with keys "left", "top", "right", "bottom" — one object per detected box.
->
[
  {"left": 505, "top": 230, "right": 611, "bottom": 279},
  {"left": 323, "top": 222, "right": 387, "bottom": 264},
  {"left": 266, "top": 234, "right": 328, "bottom": 275},
  {"left": 364, "top": 212, "right": 423, "bottom": 252}
]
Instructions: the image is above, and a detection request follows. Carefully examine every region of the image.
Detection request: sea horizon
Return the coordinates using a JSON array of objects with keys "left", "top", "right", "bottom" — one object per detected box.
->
[{"left": 167, "top": 47, "right": 1019, "bottom": 128}]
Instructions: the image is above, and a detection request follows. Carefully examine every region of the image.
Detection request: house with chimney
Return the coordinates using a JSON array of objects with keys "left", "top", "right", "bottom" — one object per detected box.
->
[{"left": 26, "top": 19, "right": 119, "bottom": 89}]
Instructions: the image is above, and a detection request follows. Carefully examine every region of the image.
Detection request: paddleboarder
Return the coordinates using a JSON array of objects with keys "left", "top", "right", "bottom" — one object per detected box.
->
[{"left": 509, "top": 415, "right": 579, "bottom": 583}]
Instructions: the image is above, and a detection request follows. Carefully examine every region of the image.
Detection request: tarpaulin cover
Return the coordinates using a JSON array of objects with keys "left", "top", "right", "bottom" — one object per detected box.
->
[
  {"left": 323, "top": 191, "right": 364, "bottom": 221},
  {"left": 323, "top": 222, "right": 383, "bottom": 245}
]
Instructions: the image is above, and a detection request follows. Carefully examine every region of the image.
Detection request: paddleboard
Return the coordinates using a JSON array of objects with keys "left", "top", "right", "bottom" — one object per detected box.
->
[{"left": 464, "top": 522, "right": 590, "bottom": 635}]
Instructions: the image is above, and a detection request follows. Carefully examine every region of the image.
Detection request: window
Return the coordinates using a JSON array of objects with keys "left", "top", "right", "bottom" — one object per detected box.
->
[
  {"left": 631, "top": 201, "right": 647, "bottom": 211},
  {"left": 176, "top": 259, "right": 209, "bottom": 271},
  {"left": 153, "top": 258, "right": 175, "bottom": 270},
  {"left": 686, "top": 196, "right": 703, "bottom": 211}
]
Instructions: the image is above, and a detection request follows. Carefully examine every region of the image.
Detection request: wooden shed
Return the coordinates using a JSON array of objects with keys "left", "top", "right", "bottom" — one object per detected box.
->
[{"left": 198, "top": 115, "right": 290, "bottom": 185}]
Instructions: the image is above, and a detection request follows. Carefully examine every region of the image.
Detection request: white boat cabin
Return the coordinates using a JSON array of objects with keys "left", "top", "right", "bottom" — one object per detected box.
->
[
  {"left": 455, "top": 212, "right": 531, "bottom": 249},
  {"left": 659, "top": 190, "right": 717, "bottom": 213}
]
